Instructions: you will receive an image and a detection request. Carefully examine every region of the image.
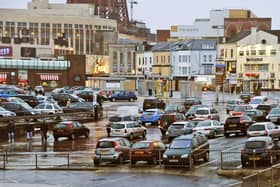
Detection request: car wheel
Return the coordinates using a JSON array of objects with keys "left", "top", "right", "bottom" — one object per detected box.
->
[
  {"left": 131, "top": 159, "right": 136, "bottom": 165},
  {"left": 112, "top": 98, "right": 116, "bottom": 102},
  {"left": 142, "top": 131, "right": 146, "bottom": 138},
  {"left": 94, "top": 159, "right": 100, "bottom": 166},
  {"left": 71, "top": 134, "right": 76, "bottom": 140},
  {"left": 189, "top": 157, "right": 194, "bottom": 169},
  {"left": 152, "top": 156, "right": 158, "bottom": 165},
  {"left": 204, "top": 151, "right": 209, "bottom": 162},
  {"left": 54, "top": 136, "right": 58, "bottom": 141},
  {"left": 213, "top": 131, "right": 217, "bottom": 138},
  {"left": 241, "top": 161, "right": 246, "bottom": 168},
  {"left": 118, "top": 155, "right": 124, "bottom": 164},
  {"left": 129, "top": 133, "right": 134, "bottom": 140},
  {"left": 224, "top": 133, "right": 229, "bottom": 138},
  {"left": 129, "top": 98, "right": 134, "bottom": 102},
  {"left": 226, "top": 110, "right": 229, "bottom": 114}
]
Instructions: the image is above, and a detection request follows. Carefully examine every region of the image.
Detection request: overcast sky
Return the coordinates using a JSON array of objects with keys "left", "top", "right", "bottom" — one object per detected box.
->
[{"left": 1, "top": 0, "right": 280, "bottom": 33}]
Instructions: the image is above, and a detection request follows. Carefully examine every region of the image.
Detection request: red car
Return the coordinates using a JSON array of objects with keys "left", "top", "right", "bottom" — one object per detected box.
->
[
  {"left": 53, "top": 121, "right": 90, "bottom": 141},
  {"left": 130, "top": 140, "right": 166, "bottom": 165}
]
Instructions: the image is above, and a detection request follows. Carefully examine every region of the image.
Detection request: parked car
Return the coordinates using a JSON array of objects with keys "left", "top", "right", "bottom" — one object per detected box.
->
[
  {"left": 226, "top": 99, "right": 245, "bottom": 114},
  {"left": 249, "top": 96, "right": 269, "bottom": 109},
  {"left": 6, "top": 97, "right": 32, "bottom": 108},
  {"left": 192, "top": 120, "right": 224, "bottom": 138},
  {"left": 34, "top": 103, "right": 63, "bottom": 115},
  {"left": 164, "top": 105, "right": 186, "bottom": 114},
  {"left": 185, "top": 104, "right": 208, "bottom": 120},
  {"left": 110, "top": 121, "right": 147, "bottom": 140},
  {"left": 194, "top": 107, "right": 220, "bottom": 121},
  {"left": 224, "top": 115, "right": 255, "bottom": 137},
  {"left": 267, "top": 108, "right": 280, "bottom": 125},
  {"left": 0, "top": 106, "right": 16, "bottom": 117},
  {"left": 159, "top": 112, "right": 186, "bottom": 136},
  {"left": 166, "top": 121, "right": 194, "bottom": 142},
  {"left": 93, "top": 137, "right": 131, "bottom": 165},
  {"left": 143, "top": 98, "right": 166, "bottom": 111},
  {"left": 37, "top": 95, "right": 57, "bottom": 104},
  {"left": 0, "top": 102, "right": 41, "bottom": 117},
  {"left": 130, "top": 140, "right": 166, "bottom": 165},
  {"left": 62, "top": 102, "right": 103, "bottom": 119},
  {"left": 15, "top": 94, "right": 40, "bottom": 107},
  {"left": 240, "top": 93, "right": 252, "bottom": 103},
  {"left": 244, "top": 109, "right": 266, "bottom": 122},
  {"left": 247, "top": 122, "right": 280, "bottom": 139},
  {"left": 34, "top": 86, "right": 45, "bottom": 95},
  {"left": 108, "top": 90, "right": 137, "bottom": 102},
  {"left": 140, "top": 108, "right": 164, "bottom": 126},
  {"left": 52, "top": 93, "right": 85, "bottom": 107},
  {"left": 183, "top": 98, "right": 202, "bottom": 110},
  {"left": 162, "top": 133, "right": 209, "bottom": 168},
  {"left": 53, "top": 121, "right": 90, "bottom": 141},
  {"left": 230, "top": 105, "right": 253, "bottom": 116},
  {"left": 241, "top": 136, "right": 280, "bottom": 167},
  {"left": 256, "top": 104, "right": 277, "bottom": 116}
]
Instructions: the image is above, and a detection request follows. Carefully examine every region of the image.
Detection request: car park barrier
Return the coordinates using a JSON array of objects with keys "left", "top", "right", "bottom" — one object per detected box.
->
[{"left": 220, "top": 151, "right": 241, "bottom": 170}]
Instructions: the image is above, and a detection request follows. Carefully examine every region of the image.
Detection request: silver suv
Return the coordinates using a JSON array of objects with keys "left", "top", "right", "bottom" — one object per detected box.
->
[
  {"left": 110, "top": 121, "right": 147, "bottom": 140},
  {"left": 194, "top": 107, "right": 220, "bottom": 121},
  {"left": 93, "top": 137, "right": 131, "bottom": 165}
]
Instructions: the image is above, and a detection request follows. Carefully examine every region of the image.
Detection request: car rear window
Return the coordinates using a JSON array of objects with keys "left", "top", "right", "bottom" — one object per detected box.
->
[
  {"left": 197, "top": 121, "right": 211, "bottom": 127},
  {"left": 171, "top": 123, "right": 185, "bottom": 128},
  {"left": 196, "top": 109, "right": 209, "bottom": 115},
  {"left": 98, "top": 141, "right": 114, "bottom": 148},
  {"left": 111, "top": 123, "right": 125, "bottom": 129},
  {"left": 246, "top": 141, "right": 265, "bottom": 149},
  {"left": 226, "top": 117, "right": 241, "bottom": 124},
  {"left": 170, "top": 139, "right": 192, "bottom": 149},
  {"left": 249, "top": 125, "right": 265, "bottom": 131},
  {"left": 109, "top": 116, "right": 122, "bottom": 122},
  {"left": 132, "top": 142, "right": 150, "bottom": 149}
]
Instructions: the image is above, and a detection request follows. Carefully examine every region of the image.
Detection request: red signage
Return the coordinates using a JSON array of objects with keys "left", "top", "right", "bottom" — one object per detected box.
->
[{"left": 0, "top": 46, "right": 12, "bottom": 57}]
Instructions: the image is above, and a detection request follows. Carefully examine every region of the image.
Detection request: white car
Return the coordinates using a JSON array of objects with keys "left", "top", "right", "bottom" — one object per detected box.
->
[
  {"left": 193, "top": 120, "right": 224, "bottom": 138},
  {"left": 34, "top": 103, "right": 63, "bottom": 115},
  {"left": 249, "top": 96, "right": 269, "bottom": 109},
  {"left": 194, "top": 107, "right": 220, "bottom": 121},
  {"left": 110, "top": 121, "right": 147, "bottom": 140}
]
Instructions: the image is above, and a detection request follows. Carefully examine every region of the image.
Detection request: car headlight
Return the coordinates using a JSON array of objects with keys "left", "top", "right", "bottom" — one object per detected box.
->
[
  {"left": 163, "top": 154, "right": 167, "bottom": 158},
  {"left": 181, "top": 153, "right": 189, "bottom": 158}
]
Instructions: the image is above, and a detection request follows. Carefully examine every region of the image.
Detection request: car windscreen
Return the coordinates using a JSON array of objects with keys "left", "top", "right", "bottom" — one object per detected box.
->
[
  {"left": 143, "top": 111, "right": 156, "bottom": 115},
  {"left": 111, "top": 123, "right": 125, "bottom": 129},
  {"left": 270, "top": 108, "right": 280, "bottom": 115},
  {"left": 249, "top": 125, "right": 265, "bottom": 131},
  {"left": 250, "top": 99, "right": 263, "bottom": 104},
  {"left": 170, "top": 139, "right": 192, "bottom": 149},
  {"left": 245, "top": 141, "right": 265, "bottom": 149},
  {"left": 98, "top": 141, "right": 114, "bottom": 148},
  {"left": 196, "top": 121, "right": 212, "bottom": 127},
  {"left": 132, "top": 142, "right": 150, "bottom": 149}
]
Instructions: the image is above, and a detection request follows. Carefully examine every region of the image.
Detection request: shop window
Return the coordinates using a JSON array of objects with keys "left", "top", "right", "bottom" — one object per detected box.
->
[
  {"left": 239, "top": 51, "right": 244, "bottom": 56},
  {"left": 271, "top": 49, "right": 276, "bottom": 55},
  {"left": 259, "top": 50, "right": 266, "bottom": 55}
]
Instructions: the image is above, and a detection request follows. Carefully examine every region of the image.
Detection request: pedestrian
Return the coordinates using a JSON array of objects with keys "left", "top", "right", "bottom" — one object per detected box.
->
[
  {"left": 66, "top": 98, "right": 72, "bottom": 107},
  {"left": 40, "top": 120, "right": 48, "bottom": 144},
  {"left": 25, "top": 123, "right": 34, "bottom": 140},
  {"left": 106, "top": 123, "right": 111, "bottom": 137},
  {"left": 7, "top": 120, "right": 15, "bottom": 143}
]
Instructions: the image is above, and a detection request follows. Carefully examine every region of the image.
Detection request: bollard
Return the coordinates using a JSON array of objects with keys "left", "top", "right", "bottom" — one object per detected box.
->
[
  {"left": 220, "top": 151, "right": 223, "bottom": 170},
  {"left": 35, "top": 154, "right": 38, "bottom": 169},
  {"left": 3, "top": 154, "right": 5, "bottom": 169},
  {"left": 67, "top": 153, "right": 70, "bottom": 168}
]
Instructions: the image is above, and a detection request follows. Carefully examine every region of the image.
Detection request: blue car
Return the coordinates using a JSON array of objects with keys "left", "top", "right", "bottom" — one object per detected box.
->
[
  {"left": 140, "top": 108, "right": 164, "bottom": 126},
  {"left": 108, "top": 90, "right": 137, "bottom": 102}
]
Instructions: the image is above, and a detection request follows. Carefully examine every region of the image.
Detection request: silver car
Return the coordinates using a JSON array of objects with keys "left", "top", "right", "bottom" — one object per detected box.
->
[
  {"left": 34, "top": 103, "right": 63, "bottom": 115},
  {"left": 193, "top": 120, "right": 224, "bottom": 138},
  {"left": 166, "top": 121, "right": 194, "bottom": 142},
  {"left": 110, "top": 121, "right": 147, "bottom": 140},
  {"left": 226, "top": 99, "right": 244, "bottom": 114},
  {"left": 194, "top": 107, "right": 220, "bottom": 121},
  {"left": 247, "top": 122, "right": 280, "bottom": 139}
]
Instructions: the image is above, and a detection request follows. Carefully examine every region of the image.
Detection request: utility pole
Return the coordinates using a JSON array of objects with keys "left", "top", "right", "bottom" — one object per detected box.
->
[{"left": 129, "top": 0, "right": 138, "bottom": 22}]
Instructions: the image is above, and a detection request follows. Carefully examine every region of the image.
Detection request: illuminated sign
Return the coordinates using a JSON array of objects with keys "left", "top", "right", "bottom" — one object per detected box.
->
[{"left": 0, "top": 46, "right": 12, "bottom": 56}]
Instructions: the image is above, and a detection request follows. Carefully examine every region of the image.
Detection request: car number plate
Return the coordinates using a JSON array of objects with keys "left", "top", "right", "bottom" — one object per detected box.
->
[
  {"left": 101, "top": 150, "right": 110, "bottom": 154},
  {"left": 229, "top": 124, "right": 237, "bottom": 127},
  {"left": 135, "top": 151, "right": 144, "bottom": 154},
  {"left": 114, "top": 130, "right": 121, "bottom": 132},
  {"left": 249, "top": 157, "right": 260, "bottom": 160},
  {"left": 56, "top": 129, "right": 64, "bottom": 132},
  {"left": 169, "top": 159, "right": 178, "bottom": 163}
]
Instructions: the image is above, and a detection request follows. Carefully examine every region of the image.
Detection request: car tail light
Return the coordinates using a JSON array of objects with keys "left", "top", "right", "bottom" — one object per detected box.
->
[
  {"left": 204, "top": 128, "right": 212, "bottom": 131},
  {"left": 77, "top": 94, "right": 80, "bottom": 97},
  {"left": 113, "top": 142, "right": 118, "bottom": 149},
  {"left": 264, "top": 130, "right": 268, "bottom": 136},
  {"left": 147, "top": 151, "right": 153, "bottom": 154}
]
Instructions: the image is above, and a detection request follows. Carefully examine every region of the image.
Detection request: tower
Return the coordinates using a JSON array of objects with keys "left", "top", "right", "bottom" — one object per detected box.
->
[{"left": 67, "top": 0, "right": 129, "bottom": 28}]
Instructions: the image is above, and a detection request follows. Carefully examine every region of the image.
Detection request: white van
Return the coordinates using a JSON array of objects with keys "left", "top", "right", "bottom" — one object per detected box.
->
[{"left": 249, "top": 96, "right": 269, "bottom": 109}]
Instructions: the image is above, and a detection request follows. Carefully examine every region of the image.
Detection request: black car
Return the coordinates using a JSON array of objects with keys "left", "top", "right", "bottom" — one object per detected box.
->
[
  {"left": 163, "top": 133, "right": 209, "bottom": 168},
  {"left": 107, "top": 90, "right": 137, "bottom": 102},
  {"left": 241, "top": 136, "right": 280, "bottom": 167},
  {"left": 224, "top": 115, "right": 255, "bottom": 137},
  {"left": 52, "top": 93, "right": 85, "bottom": 107},
  {"left": 183, "top": 98, "right": 202, "bottom": 110},
  {"left": 0, "top": 102, "right": 41, "bottom": 116},
  {"left": 62, "top": 102, "right": 103, "bottom": 120},
  {"left": 15, "top": 95, "right": 40, "bottom": 107},
  {"left": 143, "top": 98, "right": 166, "bottom": 111}
]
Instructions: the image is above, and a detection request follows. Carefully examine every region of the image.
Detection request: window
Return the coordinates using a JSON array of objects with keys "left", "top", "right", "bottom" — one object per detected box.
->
[
  {"left": 208, "top": 55, "right": 212, "bottom": 62},
  {"left": 239, "top": 51, "right": 244, "bottom": 56},
  {"left": 259, "top": 50, "right": 266, "bottom": 55},
  {"left": 271, "top": 50, "right": 276, "bottom": 55},
  {"left": 246, "top": 50, "right": 249, "bottom": 56},
  {"left": 203, "top": 55, "right": 207, "bottom": 62},
  {"left": 251, "top": 50, "right": 256, "bottom": 55},
  {"left": 113, "top": 52, "right": 118, "bottom": 72},
  {"left": 230, "top": 49, "right": 233, "bottom": 58}
]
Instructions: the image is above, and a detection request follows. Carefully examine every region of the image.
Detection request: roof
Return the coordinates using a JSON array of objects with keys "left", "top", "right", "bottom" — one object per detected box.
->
[
  {"left": 247, "top": 136, "right": 272, "bottom": 142},
  {"left": 226, "top": 30, "right": 251, "bottom": 43}
]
